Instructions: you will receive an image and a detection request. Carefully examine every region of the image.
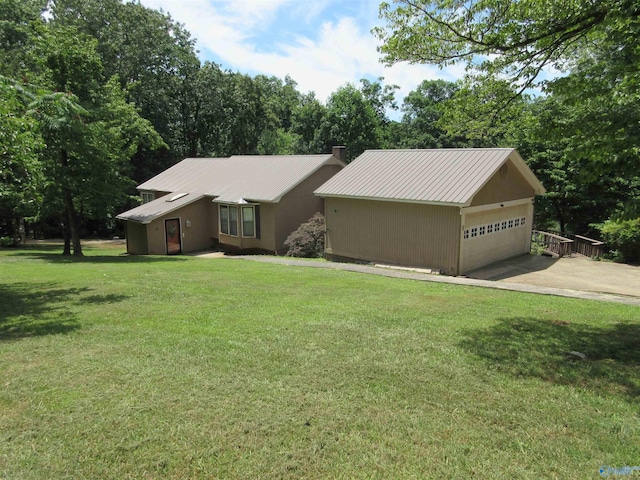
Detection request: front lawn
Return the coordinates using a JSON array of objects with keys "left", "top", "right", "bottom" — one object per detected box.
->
[{"left": 1, "top": 246, "right": 638, "bottom": 479}]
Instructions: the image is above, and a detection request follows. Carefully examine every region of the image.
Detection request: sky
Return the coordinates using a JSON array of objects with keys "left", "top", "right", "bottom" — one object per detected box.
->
[{"left": 138, "top": 0, "right": 467, "bottom": 113}]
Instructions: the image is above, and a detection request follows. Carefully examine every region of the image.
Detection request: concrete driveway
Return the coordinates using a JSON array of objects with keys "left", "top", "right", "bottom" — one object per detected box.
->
[{"left": 465, "top": 254, "right": 640, "bottom": 298}]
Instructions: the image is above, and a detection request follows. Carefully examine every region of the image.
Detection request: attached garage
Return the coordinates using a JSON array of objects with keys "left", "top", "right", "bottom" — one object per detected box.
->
[{"left": 315, "top": 148, "right": 545, "bottom": 275}]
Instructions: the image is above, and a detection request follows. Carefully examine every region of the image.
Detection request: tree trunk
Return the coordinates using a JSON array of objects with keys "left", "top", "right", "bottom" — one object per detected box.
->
[
  {"left": 62, "top": 214, "right": 71, "bottom": 256},
  {"left": 64, "top": 192, "right": 83, "bottom": 257},
  {"left": 553, "top": 201, "right": 566, "bottom": 234},
  {"left": 60, "top": 148, "right": 83, "bottom": 257}
]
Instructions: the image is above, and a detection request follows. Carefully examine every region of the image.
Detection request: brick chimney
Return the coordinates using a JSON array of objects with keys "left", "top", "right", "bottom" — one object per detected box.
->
[{"left": 332, "top": 145, "right": 347, "bottom": 163}]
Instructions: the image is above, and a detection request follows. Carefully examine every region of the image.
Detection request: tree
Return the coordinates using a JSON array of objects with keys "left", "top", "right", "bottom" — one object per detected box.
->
[
  {"left": 374, "top": 0, "right": 634, "bottom": 95},
  {"left": 0, "top": 0, "right": 46, "bottom": 78},
  {"left": 316, "top": 84, "right": 383, "bottom": 161},
  {"left": 0, "top": 79, "right": 43, "bottom": 239},
  {"left": 437, "top": 76, "right": 530, "bottom": 146},
  {"left": 195, "top": 64, "right": 266, "bottom": 157},
  {"left": 50, "top": 0, "right": 201, "bottom": 180},
  {"left": 15, "top": 25, "right": 164, "bottom": 255},
  {"left": 289, "top": 92, "right": 326, "bottom": 154},
  {"left": 397, "top": 79, "right": 467, "bottom": 148},
  {"left": 255, "top": 75, "right": 304, "bottom": 154},
  {"left": 506, "top": 96, "right": 637, "bottom": 234}
]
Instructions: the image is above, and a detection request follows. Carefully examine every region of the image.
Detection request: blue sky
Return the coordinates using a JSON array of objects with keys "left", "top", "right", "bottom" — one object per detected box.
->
[{"left": 138, "top": 0, "right": 466, "bottom": 110}]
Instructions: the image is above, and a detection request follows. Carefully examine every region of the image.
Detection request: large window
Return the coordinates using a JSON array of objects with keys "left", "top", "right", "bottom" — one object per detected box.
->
[
  {"left": 242, "top": 206, "right": 255, "bottom": 237},
  {"left": 219, "top": 204, "right": 258, "bottom": 238}
]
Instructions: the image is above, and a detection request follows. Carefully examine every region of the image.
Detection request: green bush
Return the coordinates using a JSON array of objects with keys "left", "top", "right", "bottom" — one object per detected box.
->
[
  {"left": 0, "top": 236, "right": 18, "bottom": 247},
  {"left": 597, "top": 218, "right": 640, "bottom": 263},
  {"left": 284, "top": 213, "right": 325, "bottom": 258}
]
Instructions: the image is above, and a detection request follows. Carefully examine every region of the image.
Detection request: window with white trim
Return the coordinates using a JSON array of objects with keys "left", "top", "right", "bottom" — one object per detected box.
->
[
  {"left": 464, "top": 229, "right": 469, "bottom": 239},
  {"left": 471, "top": 227, "right": 478, "bottom": 238},
  {"left": 220, "top": 204, "right": 258, "bottom": 238},
  {"left": 242, "top": 206, "right": 255, "bottom": 237},
  {"left": 141, "top": 192, "right": 154, "bottom": 204},
  {"left": 219, "top": 205, "right": 238, "bottom": 236},
  {"left": 487, "top": 223, "right": 493, "bottom": 234}
]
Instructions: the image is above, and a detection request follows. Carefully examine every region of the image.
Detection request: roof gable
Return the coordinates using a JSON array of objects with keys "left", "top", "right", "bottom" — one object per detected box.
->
[{"left": 314, "top": 148, "right": 544, "bottom": 206}]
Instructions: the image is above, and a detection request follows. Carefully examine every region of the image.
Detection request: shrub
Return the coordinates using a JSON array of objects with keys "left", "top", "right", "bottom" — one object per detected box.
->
[
  {"left": 0, "top": 236, "right": 18, "bottom": 247},
  {"left": 284, "top": 213, "right": 325, "bottom": 258},
  {"left": 597, "top": 218, "right": 640, "bottom": 263}
]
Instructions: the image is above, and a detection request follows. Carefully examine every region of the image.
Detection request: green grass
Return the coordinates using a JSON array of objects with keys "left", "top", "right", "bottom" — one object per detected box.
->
[{"left": 1, "top": 245, "right": 639, "bottom": 479}]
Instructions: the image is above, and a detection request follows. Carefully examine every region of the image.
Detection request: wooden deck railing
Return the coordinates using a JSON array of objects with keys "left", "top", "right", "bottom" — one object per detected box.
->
[
  {"left": 531, "top": 230, "right": 574, "bottom": 258},
  {"left": 573, "top": 235, "right": 605, "bottom": 258}
]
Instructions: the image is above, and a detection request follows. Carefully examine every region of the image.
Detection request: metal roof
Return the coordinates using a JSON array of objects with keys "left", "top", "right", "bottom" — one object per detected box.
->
[
  {"left": 314, "top": 148, "right": 545, "bottom": 206},
  {"left": 137, "top": 154, "right": 342, "bottom": 203},
  {"left": 116, "top": 193, "right": 204, "bottom": 224}
]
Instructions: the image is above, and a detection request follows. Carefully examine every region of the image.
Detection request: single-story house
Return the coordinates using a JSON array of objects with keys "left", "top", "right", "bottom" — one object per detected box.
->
[
  {"left": 117, "top": 147, "right": 346, "bottom": 255},
  {"left": 314, "top": 148, "right": 546, "bottom": 275}
]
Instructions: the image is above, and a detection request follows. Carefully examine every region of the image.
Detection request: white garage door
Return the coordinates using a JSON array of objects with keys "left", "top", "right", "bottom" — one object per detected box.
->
[{"left": 461, "top": 203, "right": 531, "bottom": 273}]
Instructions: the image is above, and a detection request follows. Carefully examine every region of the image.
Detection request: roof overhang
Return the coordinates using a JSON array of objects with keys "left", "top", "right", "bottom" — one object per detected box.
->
[
  {"left": 314, "top": 193, "right": 464, "bottom": 208},
  {"left": 116, "top": 193, "right": 205, "bottom": 224}
]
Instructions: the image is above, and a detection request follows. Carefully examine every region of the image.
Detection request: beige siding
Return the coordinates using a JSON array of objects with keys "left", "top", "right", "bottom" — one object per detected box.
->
[
  {"left": 325, "top": 198, "right": 461, "bottom": 275},
  {"left": 146, "top": 198, "right": 213, "bottom": 254},
  {"left": 210, "top": 200, "right": 219, "bottom": 240},
  {"left": 460, "top": 202, "right": 532, "bottom": 273},
  {"left": 471, "top": 159, "right": 535, "bottom": 206},
  {"left": 125, "top": 221, "right": 148, "bottom": 255},
  {"left": 275, "top": 164, "right": 342, "bottom": 252}
]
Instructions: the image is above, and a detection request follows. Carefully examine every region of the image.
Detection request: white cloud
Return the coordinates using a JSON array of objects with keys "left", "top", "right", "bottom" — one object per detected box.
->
[{"left": 139, "top": 0, "right": 466, "bottom": 114}]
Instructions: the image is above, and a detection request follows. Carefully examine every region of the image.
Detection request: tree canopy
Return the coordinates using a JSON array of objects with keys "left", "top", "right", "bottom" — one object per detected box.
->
[{"left": 374, "top": 0, "right": 636, "bottom": 93}]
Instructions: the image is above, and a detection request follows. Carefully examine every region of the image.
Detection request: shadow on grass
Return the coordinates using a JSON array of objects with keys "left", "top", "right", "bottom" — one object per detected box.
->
[
  {"left": 5, "top": 251, "right": 188, "bottom": 264},
  {"left": 461, "top": 317, "right": 640, "bottom": 399},
  {"left": 0, "top": 282, "right": 129, "bottom": 341}
]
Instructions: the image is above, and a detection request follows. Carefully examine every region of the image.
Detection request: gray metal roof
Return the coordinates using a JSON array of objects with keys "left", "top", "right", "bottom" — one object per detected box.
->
[
  {"left": 116, "top": 193, "right": 204, "bottom": 224},
  {"left": 138, "top": 154, "right": 341, "bottom": 203},
  {"left": 314, "top": 148, "right": 544, "bottom": 205}
]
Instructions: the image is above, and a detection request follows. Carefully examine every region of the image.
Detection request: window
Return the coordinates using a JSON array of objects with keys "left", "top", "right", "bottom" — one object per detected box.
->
[
  {"left": 487, "top": 224, "right": 493, "bottom": 234},
  {"left": 471, "top": 227, "right": 478, "bottom": 238},
  {"left": 508, "top": 219, "right": 514, "bottom": 228},
  {"left": 521, "top": 217, "right": 526, "bottom": 225},
  {"left": 494, "top": 222, "right": 501, "bottom": 232},
  {"left": 219, "top": 205, "right": 238, "bottom": 236},
  {"left": 479, "top": 226, "right": 486, "bottom": 236},
  {"left": 141, "top": 192, "right": 154, "bottom": 204},
  {"left": 229, "top": 206, "right": 238, "bottom": 236},
  {"left": 501, "top": 221, "right": 507, "bottom": 230},
  {"left": 220, "top": 204, "right": 257, "bottom": 237},
  {"left": 242, "top": 206, "right": 255, "bottom": 237},
  {"left": 220, "top": 205, "right": 229, "bottom": 235},
  {"left": 464, "top": 229, "right": 469, "bottom": 239},
  {"left": 514, "top": 218, "right": 520, "bottom": 227}
]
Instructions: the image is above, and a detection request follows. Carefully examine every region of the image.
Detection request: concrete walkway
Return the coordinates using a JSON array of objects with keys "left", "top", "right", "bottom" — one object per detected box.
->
[{"left": 192, "top": 252, "right": 640, "bottom": 306}]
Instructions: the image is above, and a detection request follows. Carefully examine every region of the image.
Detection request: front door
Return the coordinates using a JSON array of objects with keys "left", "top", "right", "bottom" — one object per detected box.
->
[{"left": 165, "top": 218, "right": 181, "bottom": 254}]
